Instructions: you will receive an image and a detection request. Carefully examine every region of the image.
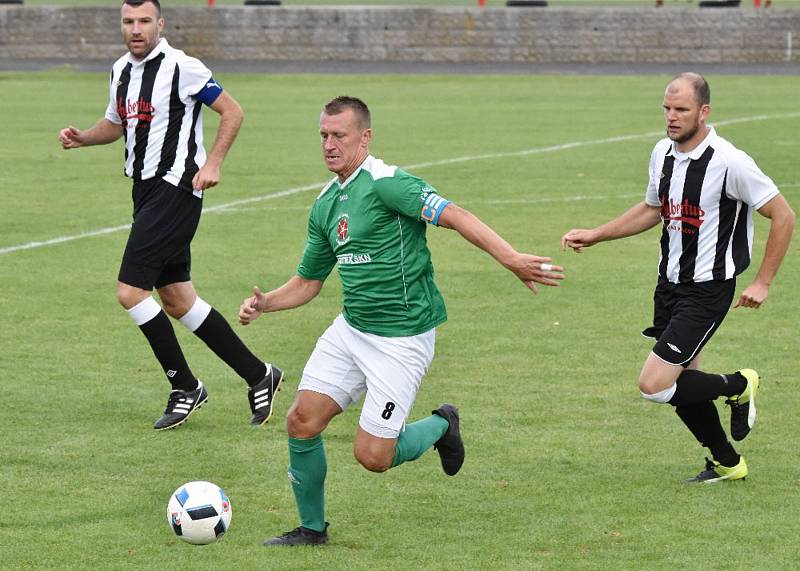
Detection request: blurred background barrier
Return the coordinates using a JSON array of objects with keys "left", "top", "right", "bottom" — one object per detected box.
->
[
  {"left": 0, "top": 5, "right": 797, "bottom": 64},
  {"left": 506, "top": 1, "right": 549, "bottom": 6},
  {"left": 699, "top": 1, "right": 742, "bottom": 7}
]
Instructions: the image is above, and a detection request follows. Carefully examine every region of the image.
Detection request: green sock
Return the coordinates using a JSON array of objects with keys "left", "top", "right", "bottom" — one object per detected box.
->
[
  {"left": 287, "top": 435, "right": 327, "bottom": 533},
  {"left": 391, "top": 414, "right": 449, "bottom": 468}
]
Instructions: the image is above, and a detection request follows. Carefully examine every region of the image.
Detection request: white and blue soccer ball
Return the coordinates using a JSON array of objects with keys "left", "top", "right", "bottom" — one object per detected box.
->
[{"left": 167, "top": 481, "right": 232, "bottom": 545}]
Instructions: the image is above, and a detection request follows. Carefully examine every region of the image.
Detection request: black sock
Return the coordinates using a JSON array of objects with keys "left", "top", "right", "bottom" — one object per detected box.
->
[
  {"left": 674, "top": 401, "right": 740, "bottom": 467},
  {"left": 138, "top": 310, "right": 197, "bottom": 391},
  {"left": 193, "top": 308, "right": 266, "bottom": 386},
  {"left": 721, "top": 372, "right": 747, "bottom": 397},
  {"left": 668, "top": 369, "right": 745, "bottom": 406}
]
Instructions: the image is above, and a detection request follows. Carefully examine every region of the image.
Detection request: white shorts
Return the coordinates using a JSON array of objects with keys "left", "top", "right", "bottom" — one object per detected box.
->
[{"left": 299, "top": 314, "right": 436, "bottom": 439}]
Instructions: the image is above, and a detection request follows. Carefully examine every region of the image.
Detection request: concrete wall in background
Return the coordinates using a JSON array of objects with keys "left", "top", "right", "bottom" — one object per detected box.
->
[{"left": 0, "top": 6, "right": 798, "bottom": 64}]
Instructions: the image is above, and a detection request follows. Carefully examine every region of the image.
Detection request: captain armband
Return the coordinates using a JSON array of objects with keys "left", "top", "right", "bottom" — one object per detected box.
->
[{"left": 420, "top": 193, "right": 450, "bottom": 226}]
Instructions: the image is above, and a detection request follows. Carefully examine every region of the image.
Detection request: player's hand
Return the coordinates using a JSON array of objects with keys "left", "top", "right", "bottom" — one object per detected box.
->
[
  {"left": 734, "top": 282, "right": 768, "bottom": 309},
  {"left": 561, "top": 229, "right": 598, "bottom": 253},
  {"left": 239, "top": 286, "right": 267, "bottom": 325},
  {"left": 192, "top": 163, "right": 221, "bottom": 192},
  {"left": 59, "top": 126, "right": 87, "bottom": 149},
  {"left": 508, "top": 253, "right": 565, "bottom": 294}
]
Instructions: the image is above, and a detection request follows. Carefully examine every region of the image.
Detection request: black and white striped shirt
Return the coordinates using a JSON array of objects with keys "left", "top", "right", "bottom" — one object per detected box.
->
[
  {"left": 645, "top": 127, "right": 779, "bottom": 284},
  {"left": 104, "top": 38, "right": 222, "bottom": 196}
]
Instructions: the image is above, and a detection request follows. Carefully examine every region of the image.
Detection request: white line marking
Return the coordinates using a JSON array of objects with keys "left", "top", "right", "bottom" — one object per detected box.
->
[
  {"left": 201, "top": 183, "right": 323, "bottom": 214},
  {"left": 0, "top": 224, "right": 133, "bottom": 255},
  {"left": 3, "top": 112, "right": 799, "bottom": 256}
]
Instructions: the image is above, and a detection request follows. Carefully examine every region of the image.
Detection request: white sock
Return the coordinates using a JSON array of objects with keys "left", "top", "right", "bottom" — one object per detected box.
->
[
  {"left": 126, "top": 296, "right": 162, "bottom": 326},
  {"left": 640, "top": 384, "right": 677, "bottom": 404},
  {"left": 179, "top": 297, "right": 212, "bottom": 332}
]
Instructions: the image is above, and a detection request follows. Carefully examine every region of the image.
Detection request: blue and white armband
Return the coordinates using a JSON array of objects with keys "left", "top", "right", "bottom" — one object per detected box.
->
[{"left": 420, "top": 193, "right": 450, "bottom": 226}]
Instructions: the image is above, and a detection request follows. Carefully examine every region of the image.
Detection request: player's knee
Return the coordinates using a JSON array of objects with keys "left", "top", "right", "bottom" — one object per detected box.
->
[
  {"left": 116, "top": 286, "right": 145, "bottom": 310},
  {"left": 285, "top": 407, "right": 325, "bottom": 439},
  {"left": 161, "top": 298, "right": 187, "bottom": 319},
  {"left": 116, "top": 290, "right": 130, "bottom": 308},
  {"left": 638, "top": 371, "right": 667, "bottom": 396},
  {"left": 639, "top": 382, "right": 676, "bottom": 404},
  {"left": 157, "top": 292, "right": 193, "bottom": 319},
  {"left": 354, "top": 448, "right": 392, "bottom": 473}
]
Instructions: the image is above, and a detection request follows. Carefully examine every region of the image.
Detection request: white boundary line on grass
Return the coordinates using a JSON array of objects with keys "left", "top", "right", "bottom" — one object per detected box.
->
[{"left": 2, "top": 112, "right": 799, "bottom": 257}]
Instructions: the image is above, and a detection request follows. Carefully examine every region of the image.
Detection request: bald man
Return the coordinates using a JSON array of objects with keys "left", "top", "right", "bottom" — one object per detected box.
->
[{"left": 562, "top": 72, "right": 795, "bottom": 484}]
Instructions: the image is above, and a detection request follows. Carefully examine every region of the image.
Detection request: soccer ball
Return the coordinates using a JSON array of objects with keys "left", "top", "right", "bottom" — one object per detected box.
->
[{"left": 167, "top": 481, "right": 232, "bottom": 545}]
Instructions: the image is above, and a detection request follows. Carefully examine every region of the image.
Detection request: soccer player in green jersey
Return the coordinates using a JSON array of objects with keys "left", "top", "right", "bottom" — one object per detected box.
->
[{"left": 239, "top": 96, "right": 565, "bottom": 546}]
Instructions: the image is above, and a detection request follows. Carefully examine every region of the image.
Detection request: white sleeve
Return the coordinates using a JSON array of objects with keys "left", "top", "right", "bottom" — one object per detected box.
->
[
  {"left": 644, "top": 145, "right": 661, "bottom": 207},
  {"left": 179, "top": 56, "right": 213, "bottom": 101},
  {"left": 725, "top": 149, "right": 779, "bottom": 210},
  {"left": 104, "top": 67, "right": 122, "bottom": 125}
]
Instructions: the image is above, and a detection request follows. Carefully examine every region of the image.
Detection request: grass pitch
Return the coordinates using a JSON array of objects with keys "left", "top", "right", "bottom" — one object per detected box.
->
[{"left": 1, "top": 71, "right": 799, "bottom": 570}]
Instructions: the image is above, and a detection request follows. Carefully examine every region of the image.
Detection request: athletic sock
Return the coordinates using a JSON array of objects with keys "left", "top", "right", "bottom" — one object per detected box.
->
[
  {"left": 391, "top": 414, "right": 449, "bottom": 468},
  {"left": 182, "top": 300, "right": 266, "bottom": 387},
  {"left": 288, "top": 435, "right": 327, "bottom": 533},
  {"left": 668, "top": 369, "right": 743, "bottom": 406},
  {"left": 136, "top": 309, "right": 197, "bottom": 391},
  {"left": 720, "top": 372, "right": 748, "bottom": 398},
  {"left": 674, "top": 401, "right": 740, "bottom": 467},
  {"left": 708, "top": 441, "right": 740, "bottom": 468}
]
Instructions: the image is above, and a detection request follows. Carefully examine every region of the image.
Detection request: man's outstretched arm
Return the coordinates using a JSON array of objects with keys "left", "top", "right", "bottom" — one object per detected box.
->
[
  {"left": 561, "top": 201, "right": 661, "bottom": 253},
  {"left": 436, "top": 202, "right": 564, "bottom": 294}
]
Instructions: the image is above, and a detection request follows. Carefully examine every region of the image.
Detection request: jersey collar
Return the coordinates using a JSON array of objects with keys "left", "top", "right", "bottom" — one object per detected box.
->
[
  {"left": 338, "top": 154, "right": 373, "bottom": 190},
  {"left": 670, "top": 126, "right": 716, "bottom": 161},
  {"left": 127, "top": 37, "right": 168, "bottom": 65}
]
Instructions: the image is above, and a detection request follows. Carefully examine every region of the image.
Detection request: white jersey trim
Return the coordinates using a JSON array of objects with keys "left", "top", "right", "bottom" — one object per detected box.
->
[{"left": 317, "top": 155, "right": 399, "bottom": 198}]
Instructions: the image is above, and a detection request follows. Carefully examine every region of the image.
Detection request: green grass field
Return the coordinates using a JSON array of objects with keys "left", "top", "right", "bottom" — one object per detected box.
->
[{"left": 1, "top": 71, "right": 798, "bottom": 569}]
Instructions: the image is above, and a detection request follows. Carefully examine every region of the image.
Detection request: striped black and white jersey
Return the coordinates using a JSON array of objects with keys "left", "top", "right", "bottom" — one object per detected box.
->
[
  {"left": 644, "top": 127, "right": 779, "bottom": 284},
  {"left": 104, "top": 38, "right": 223, "bottom": 196}
]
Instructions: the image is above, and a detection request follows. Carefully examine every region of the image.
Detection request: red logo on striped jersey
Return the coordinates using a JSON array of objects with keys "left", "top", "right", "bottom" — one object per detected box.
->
[
  {"left": 117, "top": 97, "right": 156, "bottom": 126},
  {"left": 661, "top": 197, "right": 705, "bottom": 228}
]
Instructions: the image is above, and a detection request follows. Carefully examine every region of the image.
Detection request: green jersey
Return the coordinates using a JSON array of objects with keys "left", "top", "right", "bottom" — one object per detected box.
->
[{"left": 298, "top": 155, "right": 450, "bottom": 337}]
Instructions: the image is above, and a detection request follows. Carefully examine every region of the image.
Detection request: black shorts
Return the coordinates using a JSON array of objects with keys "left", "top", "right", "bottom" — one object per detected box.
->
[
  {"left": 641, "top": 276, "right": 736, "bottom": 367},
  {"left": 118, "top": 178, "right": 202, "bottom": 290}
]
